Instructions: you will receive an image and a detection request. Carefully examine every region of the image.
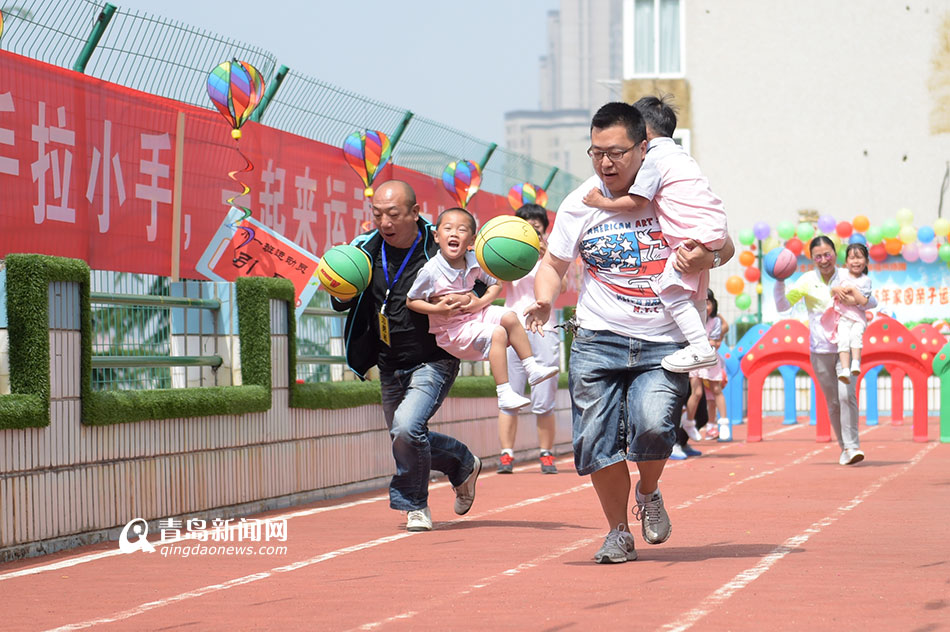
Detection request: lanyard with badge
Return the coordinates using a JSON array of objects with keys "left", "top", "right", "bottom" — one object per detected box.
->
[{"left": 378, "top": 230, "right": 421, "bottom": 346}]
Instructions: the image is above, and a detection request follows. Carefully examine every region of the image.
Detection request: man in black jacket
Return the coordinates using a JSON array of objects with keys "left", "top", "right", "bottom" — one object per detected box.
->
[{"left": 331, "top": 180, "right": 481, "bottom": 532}]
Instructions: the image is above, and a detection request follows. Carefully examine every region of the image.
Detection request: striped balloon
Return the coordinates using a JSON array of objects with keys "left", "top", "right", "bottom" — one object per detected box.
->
[
  {"left": 342, "top": 130, "right": 393, "bottom": 197},
  {"left": 206, "top": 59, "right": 265, "bottom": 139},
  {"left": 442, "top": 160, "right": 481, "bottom": 208},
  {"left": 507, "top": 182, "right": 548, "bottom": 210}
]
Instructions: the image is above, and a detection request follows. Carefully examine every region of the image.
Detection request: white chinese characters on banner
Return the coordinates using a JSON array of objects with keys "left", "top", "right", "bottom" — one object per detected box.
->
[
  {"left": 259, "top": 158, "right": 286, "bottom": 235},
  {"left": 292, "top": 165, "right": 318, "bottom": 254},
  {"left": 135, "top": 132, "right": 171, "bottom": 242},
  {"left": 0, "top": 92, "right": 18, "bottom": 178},
  {"left": 31, "top": 102, "right": 76, "bottom": 224},
  {"left": 86, "top": 120, "right": 127, "bottom": 233}
]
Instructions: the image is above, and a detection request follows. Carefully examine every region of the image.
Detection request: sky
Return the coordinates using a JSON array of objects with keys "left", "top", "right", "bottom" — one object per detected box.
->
[{"left": 111, "top": 0, "right": 559, "bottom": 143}]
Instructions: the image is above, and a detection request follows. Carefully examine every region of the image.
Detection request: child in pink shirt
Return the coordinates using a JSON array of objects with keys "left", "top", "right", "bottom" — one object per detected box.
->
[
  {"left": 407, "top": 208, "right": 558, "bottom": 411},
  {"left": 584, "top": 95, "right": 729, "bottom": 374}
]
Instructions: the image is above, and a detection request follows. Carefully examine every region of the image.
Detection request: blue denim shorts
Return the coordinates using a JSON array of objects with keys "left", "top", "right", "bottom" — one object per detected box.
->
[{"left": 569, "top": 328, "right": 689, "bottom": 476}]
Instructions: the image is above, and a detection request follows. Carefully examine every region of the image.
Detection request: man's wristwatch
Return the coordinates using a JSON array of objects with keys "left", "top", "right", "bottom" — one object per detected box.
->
[{"left": 712, "top": 250, "right": 721, "bottom": 268}]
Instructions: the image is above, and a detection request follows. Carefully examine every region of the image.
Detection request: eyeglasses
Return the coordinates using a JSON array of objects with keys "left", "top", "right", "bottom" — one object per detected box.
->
[
  {"left": 587, "top": 146, "right": 636, "bottom": 162},
  {"left": 813, "top": 253, "right": 835, "bottom": 262}
]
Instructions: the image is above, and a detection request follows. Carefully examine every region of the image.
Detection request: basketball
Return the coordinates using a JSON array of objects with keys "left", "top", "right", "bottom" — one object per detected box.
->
[
  {"left": 764, "top": 247, "right": 798, "bottom": 280},
  {"left": 474, "top": 216, "right": 541, "bottom": 281},
  {"left": 315, "top": 244, "right": 372, "bottom": 300}
]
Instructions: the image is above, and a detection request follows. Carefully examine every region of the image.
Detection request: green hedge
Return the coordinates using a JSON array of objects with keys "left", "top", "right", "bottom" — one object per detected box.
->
[{"left": 0, "top": 254, "right": 295, "bottom": 428}]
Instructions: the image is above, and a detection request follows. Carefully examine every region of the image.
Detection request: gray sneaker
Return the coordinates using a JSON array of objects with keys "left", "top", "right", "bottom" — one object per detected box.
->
[
  {"left": 453, "top": 456, "right": 481, "bottom": 515},
  {"left": 593, "top": 524, "right": 638, "bottom": 563},
  {"left": 634, "top": 484, "right": 672, "bottom": 545}
]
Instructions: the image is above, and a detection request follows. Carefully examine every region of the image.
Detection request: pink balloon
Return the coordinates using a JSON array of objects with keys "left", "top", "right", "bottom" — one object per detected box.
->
[
  {"left": 902, "top": 243, "right": 919, "bottom": 262},
  {"left": 920, "top": 243, "right": 939, "bottom": 263}
]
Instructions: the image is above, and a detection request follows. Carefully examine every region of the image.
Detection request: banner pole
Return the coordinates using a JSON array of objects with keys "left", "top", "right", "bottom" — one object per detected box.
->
[{"left": 171, "top": 112, "right": 185, "bottom": 282}]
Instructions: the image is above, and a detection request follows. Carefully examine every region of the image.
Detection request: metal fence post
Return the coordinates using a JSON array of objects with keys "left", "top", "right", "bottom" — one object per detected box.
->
[
  {"left": 388, "top": 110, "right": 414, "bottom": 151},
  {"left": 478, "top": 143, "right": 497, "bottom": 171},
  {"left": 251, "top": 64, "right": 289, "bottom": 123},
  {"left": 72, "top": 3, "right": 116, "bottom": 73}
]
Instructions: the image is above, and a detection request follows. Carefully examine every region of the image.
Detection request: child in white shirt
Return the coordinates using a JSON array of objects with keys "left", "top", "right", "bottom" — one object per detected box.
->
[
  {"left": 583, "top": 95, "right": 728, "bottom": 374},
  {"left": 407, "top": 208, "right": 558, "bottom": 411}
]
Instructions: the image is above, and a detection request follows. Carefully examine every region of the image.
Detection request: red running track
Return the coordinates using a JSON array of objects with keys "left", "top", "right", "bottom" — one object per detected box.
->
[{"left": 1, "top": 417, "right": 947, "bottom": 631}]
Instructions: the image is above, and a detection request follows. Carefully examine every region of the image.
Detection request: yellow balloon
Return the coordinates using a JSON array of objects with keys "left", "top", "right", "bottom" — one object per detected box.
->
[
  {"left": 934, "top": 217, "right": 950, "bottom": 237},
  {"left": 896, "top": 207, "right": 914, "bottom": 226},
  {"left": 899, "top": 224, "right": 917, "bottom": 244}
]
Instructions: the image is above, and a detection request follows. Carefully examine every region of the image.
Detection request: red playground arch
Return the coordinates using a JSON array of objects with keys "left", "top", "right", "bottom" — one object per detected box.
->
[{"left": 742, "top": 316, "right": 932, "bottom": 442}]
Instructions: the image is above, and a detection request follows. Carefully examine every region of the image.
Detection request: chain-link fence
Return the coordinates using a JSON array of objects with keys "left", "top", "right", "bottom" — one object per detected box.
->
[{"left": 0, "top": 0, "right": 581, "bottom": 206}]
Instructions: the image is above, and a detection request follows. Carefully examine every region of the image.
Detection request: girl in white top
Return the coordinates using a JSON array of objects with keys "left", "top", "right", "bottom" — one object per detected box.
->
[
  {"left": 822, "top": 243, "right": 872, "bottom": 383},
  {"left": 772, "top": 235, "right": 876, "bottom": 466},
  {"left": 407, "top": 208, "right": 558, "bottom": 411}
]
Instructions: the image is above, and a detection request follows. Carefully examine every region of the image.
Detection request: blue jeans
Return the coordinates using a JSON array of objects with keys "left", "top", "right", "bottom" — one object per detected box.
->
[
  {"left": 569, "top": 328, "right": 689, "bottom": 476},
  {"left": 380, "top": 357, "right": 477, "bottom": 511}
]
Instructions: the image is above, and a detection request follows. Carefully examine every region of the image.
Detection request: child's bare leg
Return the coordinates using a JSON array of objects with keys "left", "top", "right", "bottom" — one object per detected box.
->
[
  {"left": 838, "top": 350, "right": 850, "bottom": 370},
  {"left": 501, "top": 312, "right": 533, "bottom": 360},
  {"left": 710, "top": 382, "right": 727, "bottom": 419},
  {"left": 851, "top": 347, "right": 861, "bottom": 365},
  {"left": 686, "top": 377, "right": 704, "bottom": 420},
  {"left": 489, "top": 326, "right": 510, "bottom": 385}
]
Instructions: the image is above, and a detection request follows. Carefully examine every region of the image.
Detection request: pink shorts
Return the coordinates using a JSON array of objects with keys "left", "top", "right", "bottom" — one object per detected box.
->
[{"left": 432, "top": 304, "right": 513, "bottom": 361}]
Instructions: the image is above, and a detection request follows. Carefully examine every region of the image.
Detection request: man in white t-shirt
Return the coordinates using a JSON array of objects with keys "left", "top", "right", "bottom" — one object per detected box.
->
[{"left": 525, "top": 102, "right": 734, "bottom": 563}]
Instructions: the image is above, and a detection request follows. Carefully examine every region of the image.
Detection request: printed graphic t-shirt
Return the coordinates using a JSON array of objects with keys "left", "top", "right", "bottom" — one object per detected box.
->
[{"left": 547, "top": 175, "right": 683, "bottom": 342}]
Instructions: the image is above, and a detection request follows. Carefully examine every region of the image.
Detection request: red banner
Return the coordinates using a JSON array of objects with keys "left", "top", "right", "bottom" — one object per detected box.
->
[{"left": 0, "top": 50, "right": 576, "bottom": 306}]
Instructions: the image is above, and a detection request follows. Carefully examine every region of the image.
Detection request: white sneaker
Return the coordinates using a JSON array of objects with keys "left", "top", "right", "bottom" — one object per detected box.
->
[
  {"left": 526, "top": 363, "right": 559, "bottom": 386},
  {"left": 836, "top": 365, "right": 850, "bottom": 384},
  {"left": 847, "top": 449, "right": 865, "bottom": 465},
  {"left": 851, "top": 359, "right": 861, "bottom": 376},
  {"left": 406, "top": 506, "right": 432, "bottom": 532},
  {"left": 498, "top": 390, "right": 531, "bottom": 411},
  {"left": 662, "top": 345, "right": 718, "bottom": 373},
  {"left": 669, "top": 444, "right": 687, "bottom": 460},
  {"left": 838, "top": 449, "right": 851, "bottom": 466},
  {"left": 682, "top": 418, "right": 703, "bottom": 442}
]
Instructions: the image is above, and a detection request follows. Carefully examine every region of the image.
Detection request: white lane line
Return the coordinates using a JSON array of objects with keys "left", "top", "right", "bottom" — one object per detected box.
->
[
  {"left": 659, "top": 440, "right": 939, "bottom": 632},
  {"left": 40, "top": 484, "right": 593, "bottom": 632},
  {"left": 0, "top": 421, "right": 800, "bottom": 583}
]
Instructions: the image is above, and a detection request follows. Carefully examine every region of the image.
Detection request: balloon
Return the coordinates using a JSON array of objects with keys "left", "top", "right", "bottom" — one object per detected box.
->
[
  {"left": 738, "top": 228, "right": 756, "bottom": 246},
  {"left": 508, "top": 182, "right": 548, "bottom": 210},
  {"left": 869, "top": 243, "right": 887, "bottom": 262},
  {"left": 442, "top": 160, "right": 481, "bottom": 208},
  {"left": 865, "top": 226, "right": 883, "bottom": 244},
  {"left": 896, "top": 207, "right": 914, "bottom": 226},
  {"left": 920, "top": 243, "right": 939, "bottom": 263},
  {"left": 902, "top": 243, "right": 919, "bottom": 262},
  {"left": 918, "top": 225, "right": 936, "bottom": 243},
  {"left": 884, "top": 238, "right": 903, "bottom": 256},
  {"left": 0, "top": 11, "right": 4, "bottom": 41},
  {"left": 835, "top": 221, "right": 853, "bottom": 238},
  {"left": 753, "top": 222, "right": 771, "bottom": 240},
  {"left": 852, "top": 215, "right": 870, "bottom": 232},
  {"left": 785, "top": 237, "right": 804, "bottom": 256},
  {"left": 735, "top": 293, "right": 752, "bottom": 311},
  {"left": 206, "top": 59, "right": 265, "bottom": 140},
  {"left": 837, "top": 247, "right": 847, "bottom": 264},
  {"left": 725, "top": 275, "right": 745, "bottom": 295},
  {"left": 343, "top": 130, "right": 393, "bottom": 197},
  {"left": 934, "top": 217, "right": 950, "bottom": 237},
  {"left": 744, "top": 266, "right": 761, "bottom": 282},
  {"left": 939, "top": 243, "right": 950, "bottom": 263},
  {"left": 738, "top": 250, "right": 756, "bottom": 267},
  {"left": 898, "top": 225, "right": 917, "bottom": 244},
  {"left": 796, "top": 222, "right": 815, "bottom": 241},
  {"left": 776, "top": 221, "right": 796, "bottom": 240},
  {"left": 881, "top": 219, "right": 900, "bottom": 239},
  {"left": 817, "top": 214, "right": 837, "bottom": 234},
  {"left": 848, "top": 233, "right": 867, "bottom": 245}
]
